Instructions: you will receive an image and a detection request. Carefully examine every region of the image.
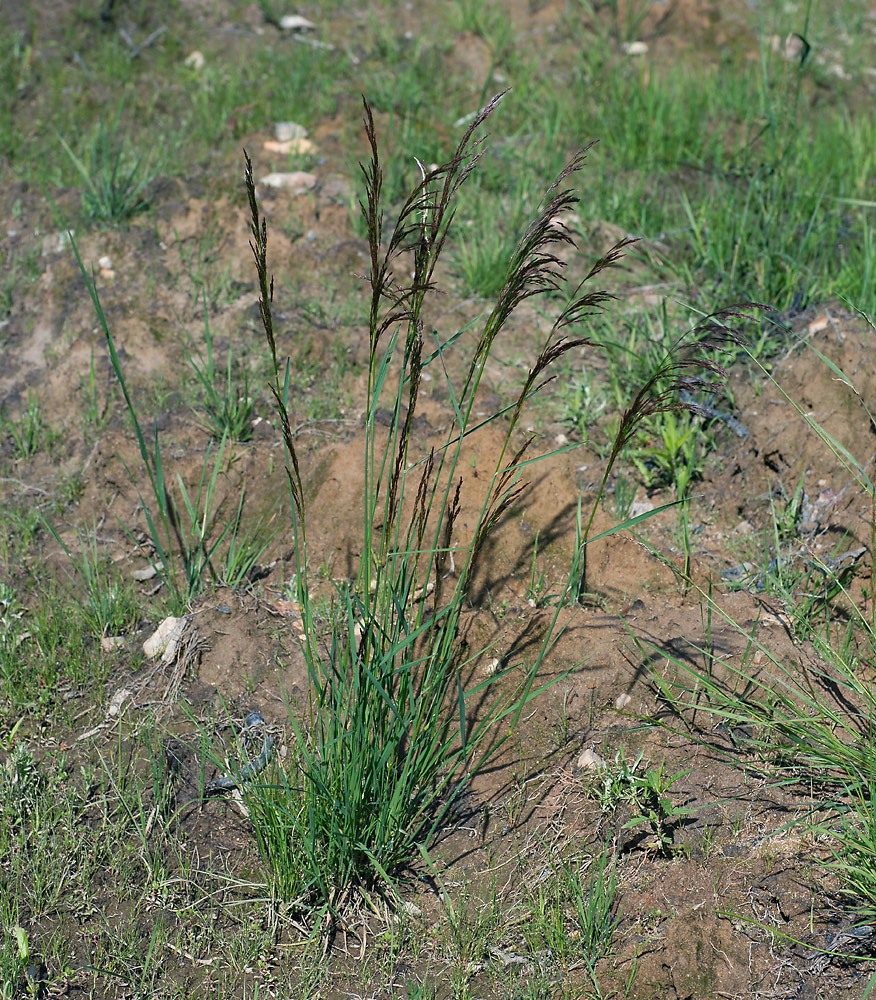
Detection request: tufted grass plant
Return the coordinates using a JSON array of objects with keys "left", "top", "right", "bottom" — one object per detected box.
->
[
  {"left": 2, "top": 393, "right": 54, "bottom": 459},
  {"left": 44, "top": 520, "right": 139, "bottom": 638},
  {"left": 65, "top": 239, "right": 278, "bottom": 612},
  {"left": 59, "top": 103, "right": 157, "bottom": 226},
  {"left": 523, "top": 841, "right": 620, "bottom": 971},
  {"left": 642, "top": 339, "right": 876, "bottom": 961},
  {"left": 185, "top": 293, "right": 254, "bottom": 443},
  {"left": 244, "top": 93, "right": 749, "bottom": 928}
]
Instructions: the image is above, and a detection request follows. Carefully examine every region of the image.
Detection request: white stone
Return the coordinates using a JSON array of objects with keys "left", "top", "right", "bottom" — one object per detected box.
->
[
  {"left": 41, "top": 230, "right": 73, "bottom": 256},
  {"left": 132, "top": 565, "right": 158, "bottom": 581},
  {"left": 143, "top": 616, "right": 185, "bottom": 659},
  {"left": 275, "top": 121, "right": 308, "bottom": 142},
  {"left": 577, "top": 747, "right": 605, "bottom": 771},
  {"left": 259, "top": 171, "right": 317, "bottom": 194},
  {"left": 622, "top": 41, "right": 649, "bottom": 55},
  {"left": 263, "top": 137, "right": 317, "bottom": 156},
  {"left": 97, "top": 255, "right": 112, "bottom": 270},
  {"left": 615, "top": 692, "right": 632, "bottom": 710},
  {"left": 279, "top": 14, "right": 316, "bottom": 31},
  {"left": 184, "top": 50, "right": 205, "bottom": 69},
  {"left": 107, "top": 686, "right": 133, "bottom": 717}
]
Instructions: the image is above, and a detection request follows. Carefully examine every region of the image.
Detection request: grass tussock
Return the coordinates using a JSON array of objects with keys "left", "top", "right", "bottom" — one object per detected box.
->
[{"left": 239, "top": 93, "right": 752, "bottom": 930}]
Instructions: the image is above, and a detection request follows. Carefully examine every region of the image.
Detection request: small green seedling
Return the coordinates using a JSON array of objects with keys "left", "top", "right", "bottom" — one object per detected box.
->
[{"left": 594, "top": 746, "right": 693, "bottom": 855}]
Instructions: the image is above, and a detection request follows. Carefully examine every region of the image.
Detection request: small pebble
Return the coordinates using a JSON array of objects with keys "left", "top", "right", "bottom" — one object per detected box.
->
[
  {"left": 770, "top": 33, "right": 804, "bottom": 61},
  {"left": 259, "top": 171, "right": 317, "bottom": 194},
  {"left": 615, "top": 692, "right": 632, "bottom": 710},
  {"left": 275, "top": 121, "right": 308, "bottom": 142},
  {"left": 279, "top": 14, "right": 316, "bottom": 31},
  {"left": 264, "top": 137, "right": 317, "bottom": 156},
  {"left": 143, "top": 616, "right": 185, "bottom": 659},
  {"left": 577, "top": 747, "right": 605, "bottom": 771},
  {"left": 41, "top": 230, "right": 73, "bottom": 256},
  {"left": 107, "top": 686, "right": 133, "bottom": 717},
  {"left": 622, "top": 41, "right": 648, "bottom": 55}
]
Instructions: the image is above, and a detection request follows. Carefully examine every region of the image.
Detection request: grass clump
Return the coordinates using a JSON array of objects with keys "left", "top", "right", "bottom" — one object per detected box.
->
[
  {"left": 59, "top": 103, "right": 158, "bottom": 226},
  {"left": 64, "top": 244, "right": 279, "bottom": 611},
  {"left": 185, "top": 294, "right": 254, "bottom": 443},
  {"left": 0, "top": 589, "right": 111, "bottom": 724},
  {"left": 524, "top": 843, "right": 621, "bottom": 973},
  {"left": 44, "top": 520, "right": 139, "bottom": 638},
  {"left": 1, "top": 393, "right": 55, "bottom": 460},
  {"left": 451, "top": 180, "right": 534, "bottom": 298},
  {"left": 241, "top": 92, "right": 749, "bottom": 928}
]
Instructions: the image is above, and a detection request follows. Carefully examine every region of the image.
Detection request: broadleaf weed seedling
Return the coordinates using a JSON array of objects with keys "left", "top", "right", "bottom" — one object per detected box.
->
[{"left": 593, "top": 746, "right": 693, "bottom": 855}]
